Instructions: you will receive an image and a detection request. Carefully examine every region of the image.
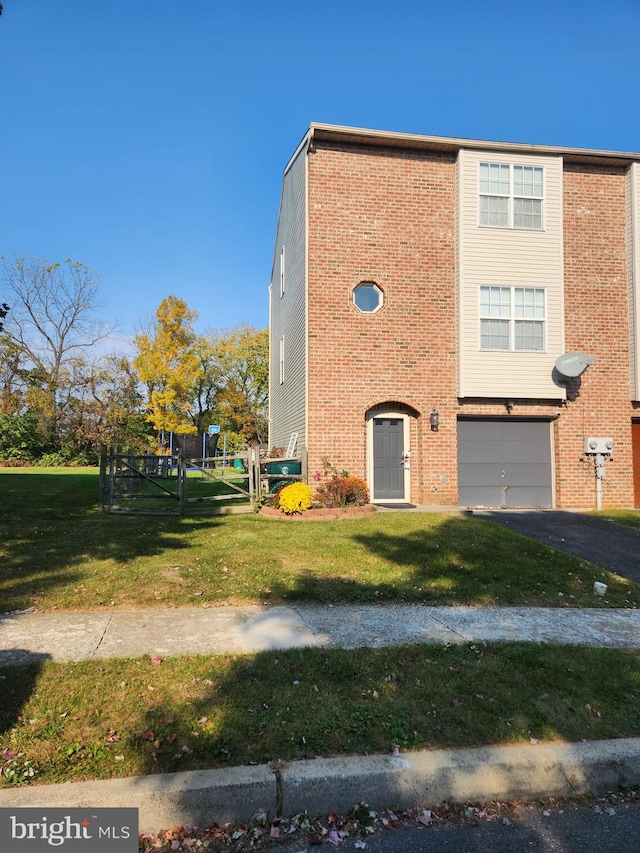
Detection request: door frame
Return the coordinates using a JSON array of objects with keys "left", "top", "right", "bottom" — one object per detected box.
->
[{"left": 366, "top": 410, "right": 411, "bottom": 504}]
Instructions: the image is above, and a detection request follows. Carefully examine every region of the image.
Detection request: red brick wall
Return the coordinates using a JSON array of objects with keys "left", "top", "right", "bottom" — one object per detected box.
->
[
  {"left": 557, "top": 164, "right": 634, "bottom": 508},
  {"left": 306, "top": 144, "right": 635, "bottom": 508},
  {"left": 307, "top": 142, "right": 458, "bottom": 504}
]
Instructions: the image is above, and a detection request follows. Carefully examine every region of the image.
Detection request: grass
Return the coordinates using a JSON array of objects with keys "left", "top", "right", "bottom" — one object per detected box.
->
[
  {"left": 2, "top": 469, "right": 640, "bottom": 790},
  {"left": 594, "top": 509, "right": 640, "bottom": 530},
  {"left": 1, "top": 641, "right": 640, "bottom": 787},
  {"left": 1, "top": 469, "right": 639, "bottom": 613}
]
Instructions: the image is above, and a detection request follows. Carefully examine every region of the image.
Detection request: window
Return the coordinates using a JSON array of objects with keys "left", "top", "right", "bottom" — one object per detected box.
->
[
  {"left": 279, "top": 246, "right": 285, "bottom": 298},
  {"left": 353, "top": 281, "right": 383, "bottom": 313},
  {"left": 480, "top": 286, "right": 545, "bottom": 351},
  {"left": 479, "top": 162, "right": 544, "bottom": 230},
  {"left": 279, "top": 335, "right": 285, "bottom": 384}
]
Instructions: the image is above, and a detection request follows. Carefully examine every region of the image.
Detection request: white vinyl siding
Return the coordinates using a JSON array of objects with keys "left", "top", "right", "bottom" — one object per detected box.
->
[{"left": 457, "top": 148, "right": 564, "bottom": 398}]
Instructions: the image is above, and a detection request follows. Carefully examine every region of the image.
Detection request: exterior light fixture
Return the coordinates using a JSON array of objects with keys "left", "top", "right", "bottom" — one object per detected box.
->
[{"left": 430, "top": 408, "right": 439, "bottom": 431}]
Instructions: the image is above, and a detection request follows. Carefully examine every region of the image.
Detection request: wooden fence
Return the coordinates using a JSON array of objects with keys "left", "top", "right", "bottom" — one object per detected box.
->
[{"left": 99, "top": 447, "right": 306, "bottom": 515}]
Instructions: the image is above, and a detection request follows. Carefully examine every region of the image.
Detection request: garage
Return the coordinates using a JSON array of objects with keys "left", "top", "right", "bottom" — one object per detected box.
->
[{"left": 457, "top": 418, "right": 553, "bottom": 508}]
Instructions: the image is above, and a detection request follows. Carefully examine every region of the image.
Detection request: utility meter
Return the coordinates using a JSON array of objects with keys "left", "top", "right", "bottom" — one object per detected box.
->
[{"left": 583, "top": 437, "right": 614, "bottom": 455}]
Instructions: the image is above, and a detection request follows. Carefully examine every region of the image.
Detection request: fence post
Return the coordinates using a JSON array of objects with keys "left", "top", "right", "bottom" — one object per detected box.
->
[
  {"left": 99, "top": 446, "right": 108, "bottom": 512},
  {"left": 178, "top": 454, "right": 187, "bottom": 515},
  {"left": 108, "top": 447, "right": 116, "bottom": 512}
]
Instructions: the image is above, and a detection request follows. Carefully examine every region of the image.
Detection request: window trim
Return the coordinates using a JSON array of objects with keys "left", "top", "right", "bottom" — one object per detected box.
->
[
  {"left": 353, "top": 281, "right": 384, "bottom": 314},
  {"left": 479, "top": 286, "right": 546, "bottom": 352},
  {"left": 478, "top": 162, "right": 545, "bottom": 231},
  {"left": 279, "top": 245, "right": 285, "bottom": 298},
  {"left": 279, "top": 335, "right": 285, "bottom": 384}
]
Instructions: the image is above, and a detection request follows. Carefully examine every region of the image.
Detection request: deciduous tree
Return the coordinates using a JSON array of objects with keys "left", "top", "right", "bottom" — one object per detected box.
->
[
  {"left": 0, "top": 255, "right": 112, "bottom": 442},
  {"left": 197, "top": 324, "right": 268, "bottom": 445},
  {"left": 134, "top": 296, "right": 203, "bottom": 447}
]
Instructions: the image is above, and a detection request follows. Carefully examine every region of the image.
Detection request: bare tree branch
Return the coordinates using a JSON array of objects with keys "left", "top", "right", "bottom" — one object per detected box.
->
[{"left": 1, "top": 254, "right": 116, "bottom": 437}]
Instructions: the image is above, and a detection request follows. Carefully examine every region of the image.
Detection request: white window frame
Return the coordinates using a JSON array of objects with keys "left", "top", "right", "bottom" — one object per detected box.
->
[
  {"left": 479, "top": 286, "right": 546, "bottom": 352},
  {"left": 479, "top": 162, "right": 544, "bottom": 230},
  {"left": 353, "top": 281, "right": 383, "bottom": 313},
  {"left": 279, "top": 245, "right": 285, "bottom": 298},
  {"left": 279, "top": 335, "right": 285, "bottom": 384}
]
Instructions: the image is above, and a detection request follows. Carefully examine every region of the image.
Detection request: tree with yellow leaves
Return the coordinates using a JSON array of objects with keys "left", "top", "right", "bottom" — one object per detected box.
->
[{"left": 134, "top": 296, "right": 203, "bottom": 449}]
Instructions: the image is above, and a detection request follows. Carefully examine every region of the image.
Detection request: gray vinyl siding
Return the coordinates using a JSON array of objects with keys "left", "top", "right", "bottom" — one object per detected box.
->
[
  {"left": 269, "top": 144, "right": 307, "bottom": 452},
  {"left": 456, "top": 148, "right": 565, "bottom": 399},
  {"left": 628, "top": 163, "right": 640, "bottom": 401}
]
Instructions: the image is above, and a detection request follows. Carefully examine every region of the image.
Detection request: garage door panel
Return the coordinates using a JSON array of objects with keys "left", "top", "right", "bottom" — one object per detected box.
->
[
  {"left": 457, "top": 419, "right": 552, "bottom": 508},
  {"left": 458, "top": 463, "right": 508, "bottom": 486},
  {"left": 503, "top": 463, "right": 553, "bottom": 487},
  {"left": 458, "top": 440, "right": 506, "bottom": 464},
  {"left": 503, "top": 486, "right": 552, "bottom": 508},
  {"left": 459, "top": 486, "right": 503, "bottom": 506}
]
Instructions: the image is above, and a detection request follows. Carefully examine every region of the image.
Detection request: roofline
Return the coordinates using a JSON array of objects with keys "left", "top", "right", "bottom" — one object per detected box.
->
[{"left": 304, "top": 123, "right": 640, "bottom": 167}]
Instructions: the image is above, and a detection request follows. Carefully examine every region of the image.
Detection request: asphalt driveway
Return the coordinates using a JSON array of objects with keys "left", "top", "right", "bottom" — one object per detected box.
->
[{"left": 474, "top": 510, "right": 640, "bottom": 585}]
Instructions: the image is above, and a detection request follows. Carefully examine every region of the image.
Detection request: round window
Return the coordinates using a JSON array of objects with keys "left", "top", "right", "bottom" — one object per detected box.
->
[{"left": 353, "top": 282, "right": 383, "bottom": 313}]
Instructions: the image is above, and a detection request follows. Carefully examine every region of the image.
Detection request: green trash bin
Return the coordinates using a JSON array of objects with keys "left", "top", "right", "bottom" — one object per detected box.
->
[
  {"left": 269, "top": 478, "right": 294, "bottom": 494},
  {"left": 266, "top": 460, "right": 301, "bottom": 476},
  {"left": 233, "top": 458, "right": 244, "bottom": 471}
]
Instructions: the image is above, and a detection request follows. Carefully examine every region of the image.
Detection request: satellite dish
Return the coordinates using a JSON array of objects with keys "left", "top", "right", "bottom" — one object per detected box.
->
[{"left": 555, "top": 351, "right": 596, "bottom": 379}]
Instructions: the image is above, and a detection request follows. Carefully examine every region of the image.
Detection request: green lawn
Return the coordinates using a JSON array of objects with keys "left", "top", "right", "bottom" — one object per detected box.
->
[
  {"left": 1, "top": 469, "right": 638, "bottom": 613},
  {"left": 593, "top": 509, "right": 640, "bottom": 530},
  {"left": 2, "top": 469, "right": 640, "bottom": 792},
  {"left": 2, "top": 642, "right": 640, "bottom": 787}
]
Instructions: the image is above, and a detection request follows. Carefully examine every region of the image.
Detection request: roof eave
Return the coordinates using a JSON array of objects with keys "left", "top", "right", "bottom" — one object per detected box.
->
[{"left": 307, "top": 122, "right": 640, "bottom": 167}]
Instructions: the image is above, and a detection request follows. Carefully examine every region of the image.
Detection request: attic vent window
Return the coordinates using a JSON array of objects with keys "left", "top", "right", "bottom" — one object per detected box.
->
[{"left": 353, "top": 282, "right": 383, "bottom": 313}]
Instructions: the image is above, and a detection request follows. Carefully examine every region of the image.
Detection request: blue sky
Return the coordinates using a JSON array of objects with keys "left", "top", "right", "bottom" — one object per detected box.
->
[{"left": 1, "top": 0, "right": 639, "bottom": 350}]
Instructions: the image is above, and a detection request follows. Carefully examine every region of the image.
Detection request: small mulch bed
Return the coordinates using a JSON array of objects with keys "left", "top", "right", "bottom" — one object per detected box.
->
[{"left": 259, "top": 504, "right": 376, "bottom": 521}]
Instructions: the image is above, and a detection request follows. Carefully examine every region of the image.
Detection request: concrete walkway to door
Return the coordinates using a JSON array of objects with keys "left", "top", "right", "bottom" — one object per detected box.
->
[{"left": 473, "top": 510, "right": 640, "bottom": 585}]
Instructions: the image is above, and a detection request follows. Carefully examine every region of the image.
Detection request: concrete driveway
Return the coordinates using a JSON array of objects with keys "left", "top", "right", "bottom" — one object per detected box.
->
[{"left": 474, "top": 510, "right": 640, "bottom": 584}]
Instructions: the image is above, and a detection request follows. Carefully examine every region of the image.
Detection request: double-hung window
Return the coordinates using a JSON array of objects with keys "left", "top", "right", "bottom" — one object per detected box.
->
[
  {"left": 479, "top": 162, "right": 544, "bottom": 230},
  {"left": 480, "top": 286, "right": 545, "bottom": 351}
]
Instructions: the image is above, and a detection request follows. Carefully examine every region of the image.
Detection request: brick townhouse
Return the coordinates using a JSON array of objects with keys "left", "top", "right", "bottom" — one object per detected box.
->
[{"left": 268, "top": 123, "right": 640, "bottom": 510}]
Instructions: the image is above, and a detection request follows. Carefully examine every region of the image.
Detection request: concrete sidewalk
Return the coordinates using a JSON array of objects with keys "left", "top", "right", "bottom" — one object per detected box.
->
[
  {"left": 1, "top": 603, "right": 640, "bottom": 665},
  {"left": 2, "top": 603, "right": 640, "bottom": 832}
]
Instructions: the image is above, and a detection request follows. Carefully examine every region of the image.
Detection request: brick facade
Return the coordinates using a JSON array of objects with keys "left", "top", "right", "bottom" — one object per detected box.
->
[
  {"left": 556, "top": 164, "right": 635, "bottom": 507},
  {"left": 307, "top": 143, "right": 459, "bottom": 503},
  {"left": 272, "top": 127, "right": 640, "bottom": 509}
]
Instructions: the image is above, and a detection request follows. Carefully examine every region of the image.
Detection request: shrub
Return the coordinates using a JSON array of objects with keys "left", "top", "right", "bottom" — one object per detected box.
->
[
  {"left": 315, "top": 476, "right": 369, "bottom": 508},
  {"left": 278, "top": 482, "right": 313, "bottom": 514}
]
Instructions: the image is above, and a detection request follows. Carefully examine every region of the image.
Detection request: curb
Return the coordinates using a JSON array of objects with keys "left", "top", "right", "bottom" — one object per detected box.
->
[{"left": 1, "top": 739, "right": 640, "bottom": 833}]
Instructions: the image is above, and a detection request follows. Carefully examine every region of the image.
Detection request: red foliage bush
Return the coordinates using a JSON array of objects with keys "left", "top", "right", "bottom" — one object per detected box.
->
[{"left": 315, "top": 476, "right": 369, "bottom": 507}]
